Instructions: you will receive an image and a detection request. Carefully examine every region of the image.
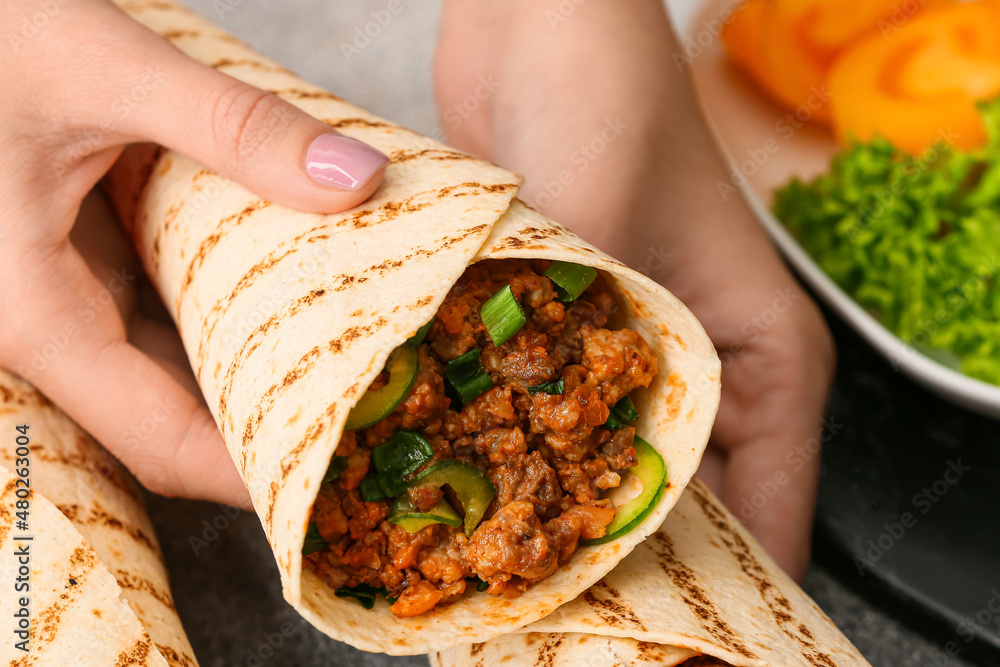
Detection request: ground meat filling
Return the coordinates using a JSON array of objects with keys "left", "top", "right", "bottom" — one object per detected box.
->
[{"left": 304, "top": 259, "right": 657, "bottom": 616}]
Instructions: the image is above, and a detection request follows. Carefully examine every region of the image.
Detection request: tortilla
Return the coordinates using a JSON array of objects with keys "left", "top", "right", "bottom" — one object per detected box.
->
[
  {"left": 0, "top": 370, "right": 198, "bottom": 666},
  {"left": 433, "top": 479, "right": 872, "bottom": 667},
  {"left": 105, "top": 0, "right": 721, "bottom": 654}
]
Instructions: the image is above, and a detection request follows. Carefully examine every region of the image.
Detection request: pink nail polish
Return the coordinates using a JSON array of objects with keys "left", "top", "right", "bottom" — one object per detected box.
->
[{"left": 305, "top": 133, "right": 389, "bottom": 190}]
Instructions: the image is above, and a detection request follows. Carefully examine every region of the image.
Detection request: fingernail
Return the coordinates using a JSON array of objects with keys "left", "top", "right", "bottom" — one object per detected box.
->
[{"left": 305, "top": 133, "right": 389, "bottom": 190}]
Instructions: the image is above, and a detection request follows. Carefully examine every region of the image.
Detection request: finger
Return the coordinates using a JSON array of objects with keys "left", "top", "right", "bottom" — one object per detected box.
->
[
  {"left": 117, "top": 19, "right": 389, "bottom": 213},
  {"left": 28, "top": 2, "right": 389, "bottom": 215},
  {"left": 128, "top": 313, "right": 203, "bottom": 398},
  {"left": 695, "top": 445, "right": 726, "bottom": 492},
  {"left": 69, "top": 189, "right": 139, "bottom": 320},
  {"left": 712, "top": 350, "right": 833, "bottom": 580},
  {"left": 5, "top": 241, "right": 250, "bottom": 509},
  {"left": 721, "top": 433, "right": 819, "bottom": 582}
]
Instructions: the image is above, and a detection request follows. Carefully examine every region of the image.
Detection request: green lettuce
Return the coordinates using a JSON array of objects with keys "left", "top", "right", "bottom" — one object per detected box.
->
[{"left": 774, "top": 99, "right": 1000, "bottom": 384}]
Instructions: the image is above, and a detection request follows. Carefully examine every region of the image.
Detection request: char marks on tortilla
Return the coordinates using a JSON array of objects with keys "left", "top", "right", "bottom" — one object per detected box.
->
[
  {"left": 434, "top": 480, "right": 871, "bottom": 667},
  {"left": 0, "top": 368, "right": 198, "bottom": 666},
  {"left": 107, "top": 0, "right": 720, "bottom": 654}
]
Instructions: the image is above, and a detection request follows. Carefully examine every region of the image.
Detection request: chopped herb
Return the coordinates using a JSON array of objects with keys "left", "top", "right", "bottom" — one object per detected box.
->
[
  {"left": 445, "top": 349, "right": 493, "bottom": 405},
  {"left": 322, "top": 455, "right": 348, "bottom": 485},
  {"left": 360, "top": 475, "right": 387, "bottom": 502},
  {"left": 604, "top": 396, "right": 639, "bottom": 430},
  {"left": 408, "top": 320, "right": 433, "bottom": 346},
  {"left": 528, "top": 378, "right": 564, "bottom": 395},
  {"left": 302, "top": 523, "right": 326, "bottom": 556},
  {"left": 477, "top": 580, "right": 489, "bottom": 592},
  {"left": 372, "top": 430, "right": 434, "bottom": 497},
  {"left": 334, "top": 584, "right": 382, "bottom": 610}
]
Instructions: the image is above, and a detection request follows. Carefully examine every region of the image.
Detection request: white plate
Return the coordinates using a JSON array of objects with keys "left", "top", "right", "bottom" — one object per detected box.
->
[{"left": 665, "top": 0, "right": 1000, "bottom": 419}]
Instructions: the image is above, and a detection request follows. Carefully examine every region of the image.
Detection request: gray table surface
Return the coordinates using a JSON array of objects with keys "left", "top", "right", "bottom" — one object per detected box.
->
[{"left": 142, "top": 1, "right": 974, "bottom": 665}]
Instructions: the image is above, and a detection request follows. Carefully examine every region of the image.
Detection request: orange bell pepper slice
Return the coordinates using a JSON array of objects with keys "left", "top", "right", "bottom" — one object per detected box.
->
[
  {"left": 723, "top": 0, "right": 940, "bottom": 126},
  {"left": 828, "top": 0, "right": 1000, "bottom": 155}
]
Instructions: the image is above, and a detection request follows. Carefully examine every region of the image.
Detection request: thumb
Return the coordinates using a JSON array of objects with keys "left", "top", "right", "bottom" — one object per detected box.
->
[{"left": 127, "top": 46, "right": 388, "bottom": 214}]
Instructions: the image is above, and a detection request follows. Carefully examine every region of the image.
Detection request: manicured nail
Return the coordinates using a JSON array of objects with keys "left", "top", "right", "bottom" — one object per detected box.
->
[{"left": 305, "top": 133, "right": 389, "bottom": 190}]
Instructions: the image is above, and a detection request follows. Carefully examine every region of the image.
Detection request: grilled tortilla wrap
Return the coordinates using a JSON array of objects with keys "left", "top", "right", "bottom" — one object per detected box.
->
[
  {"left": 433, "top": 479, "right": 872, "bottom": 667},
  {"left": 0, "top": 370, "right": 198, "bottom": 667},
  {"left": 105, "top": 0, "right": 720, "bottom": 654}
]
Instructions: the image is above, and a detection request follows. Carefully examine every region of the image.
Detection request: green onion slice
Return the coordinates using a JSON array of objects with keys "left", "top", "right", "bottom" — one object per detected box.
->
[
  {"left": 408, "top": 320, "right": 433, "bottom": 346},
  {"left": 605, "top": 396, "right": 639, "bottom": 431},
  {"left": 481, "top": 285, "right": 526, "bottom": 347},
  {"left": 359, "top": 475, "right": 387, "bottom": 502},
  {"left": 409, "top": 459, "right": 496, "bottom": 537},
  {"left": 581, "top": 437, "right": 666, "bottom": 546},
  {"left": 322, "top": 455, "right": 348, "bottom": 485},
  {"left": 477, "top": 580, "right": 489, "bottom": 592},
  {"left": 445, "top": 349, "right": 493, "bottom": 405},
  {"left": 389, "top": 495, "right": 462, "bottom": 533},
  {"left": 372, "top": 430, "right": 434, "bottom": 497},
  {"left": 544, "top": 261, "right": 598, "bottom": 302},
  {"left": 528, "top": 378, "right": 564, "bottom": 395},
  {"left": 302, "top": 522, "right": 326, "bottom": 556},
  {"left": 346, "top": 344, "right": 419, "bottom": 431}
]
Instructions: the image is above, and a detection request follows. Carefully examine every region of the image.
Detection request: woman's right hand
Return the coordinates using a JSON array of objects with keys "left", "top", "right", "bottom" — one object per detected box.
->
[{"left": 0, "top": 0, "right": 390, "bottom": 507}]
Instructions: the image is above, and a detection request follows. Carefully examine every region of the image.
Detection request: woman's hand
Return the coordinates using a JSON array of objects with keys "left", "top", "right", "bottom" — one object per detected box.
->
[
  {"left": 0, "top": 0, "right": 389, "bottom": 508},
  {"left": 436, "top": 0, "right": 835, "bottom": 579}
]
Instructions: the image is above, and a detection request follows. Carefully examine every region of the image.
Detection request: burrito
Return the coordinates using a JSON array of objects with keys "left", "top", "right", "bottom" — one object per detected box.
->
[
  {"left": 106, "top": 0, "right": 720, "bottom": 654},
  {"left": 433, "top": 479, "right": 872, "bottom": 667},
  {"left": 0, "top": 369, "right": 198, "bottom": 666}
]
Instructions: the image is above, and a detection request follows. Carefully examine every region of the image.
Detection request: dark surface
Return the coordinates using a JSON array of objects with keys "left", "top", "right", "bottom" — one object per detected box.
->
[
  {"left": 144, "top": 490, "right": 976, "bottom": 667},
  {"left": 813, "top": 313, "right": 1000, "bottom": 666}
]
